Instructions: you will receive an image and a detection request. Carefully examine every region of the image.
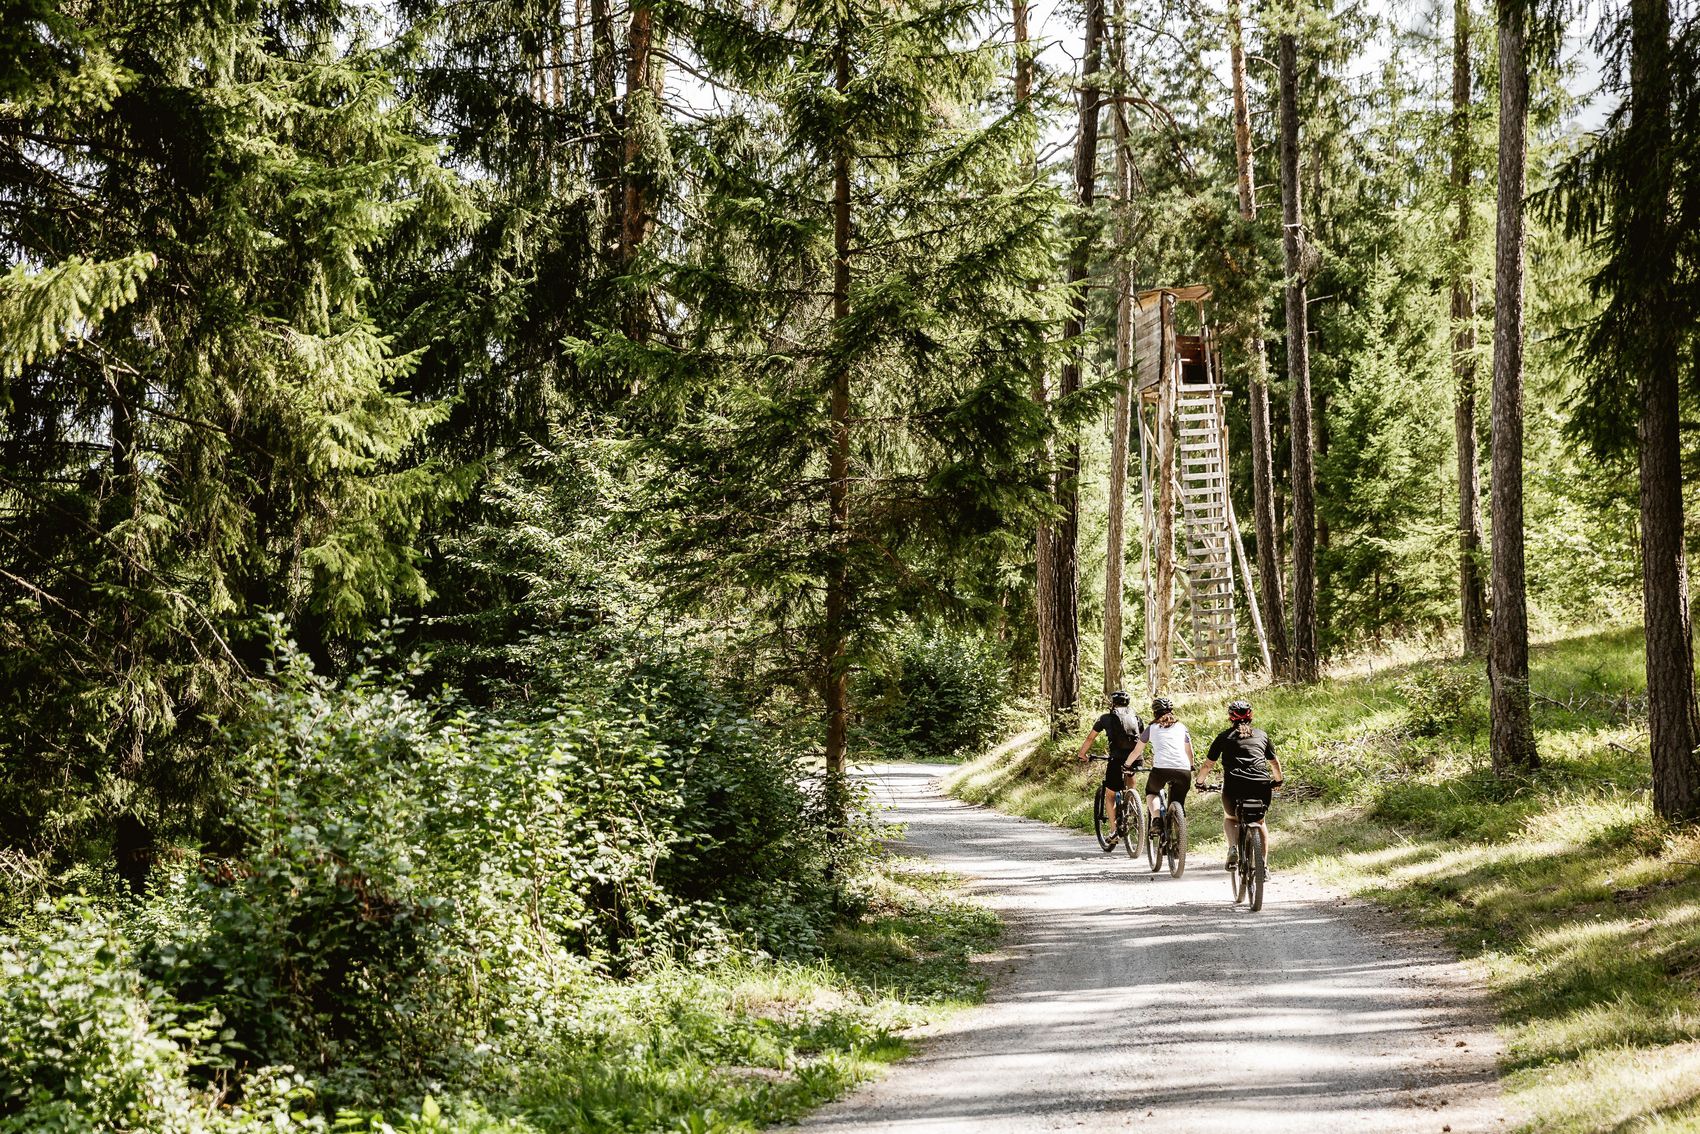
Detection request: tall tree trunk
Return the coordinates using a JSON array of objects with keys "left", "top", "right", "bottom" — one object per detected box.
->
[
  {"left": 622, "top": 3, "right": 661, "bottom": 263},
  {"left": 1629, "top": 0, "right": 1700, "bottom": 818},
  {"left": 1018, "top": 0, "right": 1057, "bottom": 706},
  {"left": 106, "top": 363, "right": 152, "bottom": 893},
  {"left": 1230, "top": 0, "right": 1291, "bottom": 681},
  {"left": 1278, "top": 29, "right": 1319, "bottom": 683},
  {"left": 1452, "top": 0, "right": 1490, "bottom": 656},
  {"left": 1049, "top": 0, "right": 1102, "bottom": 725},
  {"left": 824, "top": 37, "right": 853, "bottom": 793},
  {"left": 620, "top": 2, "right": 664, "bottom": 338},
  {"left": 1488, "top": 0, "right": 1539, "bottom": 771},
  {"left": 591, "top": 0, "right": 622, "bottom": 255},
  {"left": 1104, "top": 0, "right": 1132, "bottom": 697}
]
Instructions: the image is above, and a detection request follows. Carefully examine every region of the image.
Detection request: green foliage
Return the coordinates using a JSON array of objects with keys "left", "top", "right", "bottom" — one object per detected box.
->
[
  {"left": 1394, "top": 665, "right": 1483, "bottom": 738},
  {"left": 0, "top": 0, "right": 475, "bottom": 863},
  {"left": 0, "top": 900, "right": 323, "bottom": 1134},
  {"left": 858, "top": 630, "right": 1012, "bottom": 761}
]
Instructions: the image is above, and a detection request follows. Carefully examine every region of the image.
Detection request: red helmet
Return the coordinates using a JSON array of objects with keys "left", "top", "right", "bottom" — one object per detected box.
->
[{"left": 1227, "top": 700, "right": 1253, "bottom": 722}]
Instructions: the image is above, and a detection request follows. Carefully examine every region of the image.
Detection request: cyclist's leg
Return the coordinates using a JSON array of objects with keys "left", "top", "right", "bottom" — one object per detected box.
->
[
  {"left": 1221, "top": 784, "right": 1241, "bottom": 863},
  {"left": 1102, "top": 759, "right": 1126, "bottom": 837}
]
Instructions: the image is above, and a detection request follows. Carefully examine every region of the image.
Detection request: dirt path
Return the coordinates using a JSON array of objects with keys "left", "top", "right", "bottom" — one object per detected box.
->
[{"left": 795, "top": 763, "right": 1511, "bottom": 1134}]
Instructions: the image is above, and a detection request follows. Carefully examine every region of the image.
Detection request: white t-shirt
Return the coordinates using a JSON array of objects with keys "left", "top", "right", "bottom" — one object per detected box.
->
[{"left": 1140, "top": 721, "right": 1194, "bottom": 771}]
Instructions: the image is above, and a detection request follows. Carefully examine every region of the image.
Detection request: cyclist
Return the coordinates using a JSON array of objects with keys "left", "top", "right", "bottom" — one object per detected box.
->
[
  {"left": 1197, "top": 699, "right": 1284, "bottom": 870},
  {"left": 1126, "top": 696, "right": 1194, "bottom": 831},
  {"left": 1075, "top": 690, "right": 1145, "bottom": 851}
]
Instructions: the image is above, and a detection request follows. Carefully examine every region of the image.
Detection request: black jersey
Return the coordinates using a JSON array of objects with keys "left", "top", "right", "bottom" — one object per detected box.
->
[
  {"left": 1094, "top": 708, "right": 1145, "bottom": 759},
  {"left": 1205, "top": 725, "right": 1277, "bottom": 784}
]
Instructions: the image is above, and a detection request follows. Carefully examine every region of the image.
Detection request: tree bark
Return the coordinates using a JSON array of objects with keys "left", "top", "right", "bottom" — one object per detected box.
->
[
  {"left": 1049, "top": 0, "right": 1103, "bottom": 725},
  {"left": 1105, "top": 0, "right": 1132, "bottom": 697},
  {"left": 591, "top": 0, "right": 622, "bottom": 256},
  {"left": 1017, "top": 0, "right": 1057, "bottom": 707},
  {"left": 1153, "top": 293, "right": 1177, "bottom": 690},
  {"left": 621, "top": 2, "right": 661, "bottom": 267},
  {"left": 1488, "top": 0, "right": 1539, "bottom": 771},
  {"left": 1230, "top": 0, "right": 1291, "bottom": 681},
  {"left": 1279, "top": 30, "right": 1319, "bottom": 683},
  {"left": 823, "top": 36, "right": 853, "bottom": 792},
  {"left": 1452, "top": 0, "right": 1490, "bottom": 656},
  {"left": 1629, "top": 0, "right": 1700, "bottom": 819}
]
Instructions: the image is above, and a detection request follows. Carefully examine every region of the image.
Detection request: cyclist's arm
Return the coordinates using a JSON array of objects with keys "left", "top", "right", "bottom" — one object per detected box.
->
[
  {"left": 1075, "top": 729, "right": 1100, "bottom": 762},
  {"left": 1269, "top": 754, "right": 1284, "bottom": 785}
]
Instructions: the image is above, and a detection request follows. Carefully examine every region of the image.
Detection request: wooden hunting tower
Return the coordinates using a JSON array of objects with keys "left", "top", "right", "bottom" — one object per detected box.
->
[{"left": 1134, "top": 285, "right": 1271, "bottom": 694}]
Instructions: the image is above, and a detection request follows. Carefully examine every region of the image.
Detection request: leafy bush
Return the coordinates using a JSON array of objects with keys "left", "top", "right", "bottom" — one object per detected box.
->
[
  {"left": 0, "top": 900, "right": 322, "bottom": 1134},
  {"left": 859, "top": 631, "right": 1010, "bottom": 760},
  {"left": 1395, "top": 667, "right": 1482, "bottom": 737}
]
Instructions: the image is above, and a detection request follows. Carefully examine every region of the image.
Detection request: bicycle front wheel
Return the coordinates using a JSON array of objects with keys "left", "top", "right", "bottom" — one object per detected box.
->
[
  {"left": 1168, "top": 802, "right": 1187, "bottom": 877},
  {"left": 1248, "top": 827, "right": 1267, "bottom": 912}
]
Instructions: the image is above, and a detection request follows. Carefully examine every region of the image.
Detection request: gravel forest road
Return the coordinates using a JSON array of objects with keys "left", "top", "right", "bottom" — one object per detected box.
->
[{"left": 793, "top": 763, "right": 1511, "bottom": 1134}]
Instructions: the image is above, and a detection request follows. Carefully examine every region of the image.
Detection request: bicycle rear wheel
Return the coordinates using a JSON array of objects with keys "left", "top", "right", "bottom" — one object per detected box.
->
[
  {"left": 1248, "top": 827, "right": 1267, "bottom": 912},
  {"left": 1093, "top": 787, "right": 1113, "bottom": 850},
  {"left": 1124, "top": 794, "right": 1144, "bottom": 858},
  {"left": 1232, "top": 832, "right": 1248, "bottom": 903},
  {"left": 1168, "top": 802, "right": 1187, "bottom": 877}
]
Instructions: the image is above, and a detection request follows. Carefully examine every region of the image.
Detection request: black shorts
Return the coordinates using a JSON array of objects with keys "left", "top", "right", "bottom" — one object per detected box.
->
[
  {"left": 1224, "top": 778, "right": 1273, "bottom": 817},
  {"left": 1143, "top": 767, "right": 1192, "bottom": 805},
  {"left": 1103, "top": 756, "right": 1140, "bottom": 791}
]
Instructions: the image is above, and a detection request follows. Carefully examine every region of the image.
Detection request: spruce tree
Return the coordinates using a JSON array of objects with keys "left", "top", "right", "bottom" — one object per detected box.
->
[
  {"left": 644, "top": 0, "right": 1062, "bottom": 793},
  {"left": 1, "top": 0, "right": 468, "bottom": 867}
]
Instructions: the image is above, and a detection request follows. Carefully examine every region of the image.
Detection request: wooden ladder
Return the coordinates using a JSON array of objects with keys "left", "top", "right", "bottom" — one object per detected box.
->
[{"left": 1175, "top": 388, "right": 1238, "bottom": 670}]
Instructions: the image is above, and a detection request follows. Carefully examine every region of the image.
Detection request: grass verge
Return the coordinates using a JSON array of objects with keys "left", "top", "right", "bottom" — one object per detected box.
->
[
  {"left": 381, "top": 856, "right": 998, "bottom": 1134},
  {"left": 946, "top": 623, "right": 1700, "bottom": 1134}
]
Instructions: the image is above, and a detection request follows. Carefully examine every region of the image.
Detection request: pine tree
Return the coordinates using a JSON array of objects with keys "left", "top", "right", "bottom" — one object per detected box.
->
[
  {"left": 1278, "top": 5, "right": 1321, "bottom": 683},
  {"left": 1550, "top": 0, "right": 1700, "bottom": 817},
  {"left": 642, "top": 0, "right": 1063, "bottom": 795},
  {"left": 1, "top": 0, "right": 469, "bottom": 868},
  {"left": 1451, "top": 0, "right": 1490, "bottom": 656},
  {"left": 1488, "top": 0, "right": 1541, "bottom": 772}
]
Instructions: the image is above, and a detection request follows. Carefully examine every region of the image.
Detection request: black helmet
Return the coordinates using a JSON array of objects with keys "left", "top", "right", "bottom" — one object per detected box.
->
[
  {"left": 1151, "top": 696, "right": 1174, "bottom": 717},
  {"left": 1110, "top": 689, "right": 1131, "bottom": 707},
  {"left": 1228, "top": 699, "right": 1253, "bottom": 722}
]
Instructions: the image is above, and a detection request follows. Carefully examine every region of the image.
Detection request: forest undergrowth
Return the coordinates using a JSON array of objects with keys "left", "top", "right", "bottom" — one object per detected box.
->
[
  {"left": 0, "top": 631, "right": 999, "bottom": 1134},
  {"left": 945, "top": 623, "right": 1700, "bottom": 1134}
]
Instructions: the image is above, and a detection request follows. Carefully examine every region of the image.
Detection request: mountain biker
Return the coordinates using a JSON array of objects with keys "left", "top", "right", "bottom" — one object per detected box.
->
[
  {"left": 1127, "top": 696, "right": 1194, "bottom": 831},
  {"left": 1075, "top": 690, "right": 1146, "bottom": 851},
  {"left": 1197, "top": 699, "right": 1284, "bottom": 871}
]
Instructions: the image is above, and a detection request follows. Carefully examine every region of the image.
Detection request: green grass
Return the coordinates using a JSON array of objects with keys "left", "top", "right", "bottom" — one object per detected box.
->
[
  {"left": 376, "top": 857, "right": 999, "bottom": 1134},
  {"left": 946, "top": 623, "right": 1700, "bottom": 1134}
]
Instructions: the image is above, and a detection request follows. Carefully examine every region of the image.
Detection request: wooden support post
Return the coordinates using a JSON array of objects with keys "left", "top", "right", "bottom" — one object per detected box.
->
[{"left": 1153, "top": 292, "right": 1177, "bottom": 693}]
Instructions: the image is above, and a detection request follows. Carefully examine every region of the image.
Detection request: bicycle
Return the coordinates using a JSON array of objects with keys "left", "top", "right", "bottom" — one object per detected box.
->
[
  {"left": 1088, "top": 756, "right": 1147, "bottom": 857},
  {"left": 1197, "top": 783, "right": 1275, "bottom": 911},
  {"left": 1142, "top": 775, "right": 1188, "bottom": 877}
]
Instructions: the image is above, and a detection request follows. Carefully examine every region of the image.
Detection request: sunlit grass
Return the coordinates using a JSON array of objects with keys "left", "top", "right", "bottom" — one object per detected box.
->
[
  {"left": 946, "top": 622, "right": 1700, "bottom": 1134},
  {"left": 371, "top": 857, "right": 999, "bottom": 1134}
]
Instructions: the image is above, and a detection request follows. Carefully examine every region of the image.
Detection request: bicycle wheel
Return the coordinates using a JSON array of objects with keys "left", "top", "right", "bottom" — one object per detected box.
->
[
  {"left": 1231, "top": 831, "right": 1248, "bottom": 904},
  {"left": 1093, "top": 787, "right": 1113, "bottom": 850},
  {"left": 1248, "top": 826, "right": 1267, "bottom": 912},
  {"left": 1146, "top": 810, "right": 1163, "bottom": 872},
  {"left": 1124, "top": 794, "right": 1145, "bottom": 859},
  {"left": 1168, "top": 802, "right": 1187, "bottom": 877}
]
